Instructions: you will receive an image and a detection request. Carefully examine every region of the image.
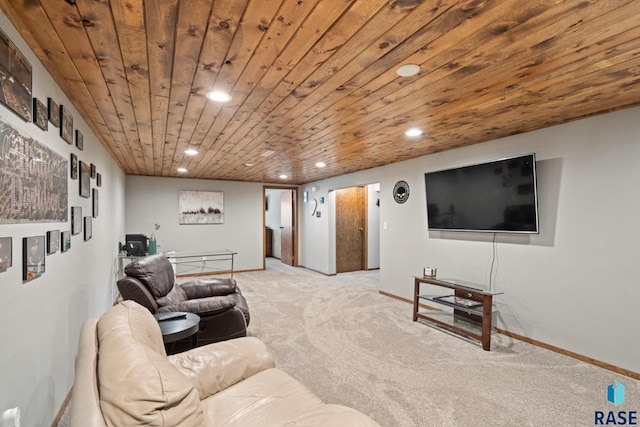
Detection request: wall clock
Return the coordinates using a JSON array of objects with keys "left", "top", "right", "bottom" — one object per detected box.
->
[
  {"left": 309, "top": 198, "right": 318, "bottom": 216},
  {"left": 393, "top": 180, "right": 410, "bottom": 204}
]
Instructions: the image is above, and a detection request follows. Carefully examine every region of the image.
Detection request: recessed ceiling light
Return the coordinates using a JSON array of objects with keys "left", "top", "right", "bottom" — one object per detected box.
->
[
  {"left": 244, "top": 163, "right": 254, "bottom": 167},
  {"left": 405, "top": 128, "right": 423, "bottom": 137},
  {"left": 184, "top": 149, "right": 198, "bottom": 156},
  {"left": 396, "top": 64, "right": 421, "bottom": 77},
  {"left": 279, "top": 174, "right": 288, "bottom": 179},
  {"left": 315, "top": 162, "right": 326, "bottom": 168},
  {"left": 177, "top": 167, "right": 188, "bottom": 173},
  {"left": 206, "top": 91, "right": 232, "bottom": 102}
]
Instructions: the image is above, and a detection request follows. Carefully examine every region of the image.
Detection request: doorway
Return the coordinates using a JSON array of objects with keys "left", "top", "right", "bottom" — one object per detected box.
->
[
  {"left": 264, "top": 187, "right": 298, "bottom": 269},
  {"left": 335, "top": 186, "right": 365, "bottom": 273}
]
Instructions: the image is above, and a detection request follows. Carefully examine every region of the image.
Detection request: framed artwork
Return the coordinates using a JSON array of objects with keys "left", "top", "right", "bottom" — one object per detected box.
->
[
  {"left": 90, "top": 163, "right": 96, "bottom": 178},
  {"left": 0, "top": 236, "right": 12, "bottom": 272},
  {"left": 48, "top": 98, "right": 60, "bottom": 127},
  {"left": 79, "top": 161, "right": 90, "bottom": 198},
  {"left": 96, "top": 172, "right": 102, "bottom": 187},
  {"left": 32, "top": 98, "right": 48, "bottom": 131},
  {"left": 84, "top": 216, "right": 92, "bottom": 241},
  {"left": 60, "top": 104, "right": 73, "bottom": 144},
  {"left": 46, "top": 230, "right": 60, "bottom": 254},
  {"left": 0, "top": 118, "right": 68, "bottom": 224},
  {"left": 179, "top": 190, "right": 224, "bottom": 224},
  {"left": 75, "top": 129, "right": 83, "bottom": 150},
  {"left": 23, "top": 235, "right": 45, "bottom": 282},
  {"left": 61, "top": 230, "right": 70, "bottom": 253},
  {"left": 0, "top": 28, "right": 32, "bottom": 122},
  {"left": 92, "top": 188, "right": 98, "bottom": 218},
  {"left": 70, "top": 153, "right": 78, "bottom": 179},
  {"left": 71, "top": 206, "right": 82, "bottom": 235}
]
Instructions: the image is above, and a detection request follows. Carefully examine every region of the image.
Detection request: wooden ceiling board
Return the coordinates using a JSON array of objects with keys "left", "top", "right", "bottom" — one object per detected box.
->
[{"left": 1, "top": 0, "right": 639, "bottom": 184}]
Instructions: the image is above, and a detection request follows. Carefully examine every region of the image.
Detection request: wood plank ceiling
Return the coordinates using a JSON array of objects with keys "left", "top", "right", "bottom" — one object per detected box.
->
[{"left": 1, "top": 0, "right": 639, "bottom": 184}]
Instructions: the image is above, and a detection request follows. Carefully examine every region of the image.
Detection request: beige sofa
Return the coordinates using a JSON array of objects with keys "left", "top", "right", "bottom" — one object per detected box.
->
[{"left": 69, "top": 301, "right": 380, "bottom": 426}]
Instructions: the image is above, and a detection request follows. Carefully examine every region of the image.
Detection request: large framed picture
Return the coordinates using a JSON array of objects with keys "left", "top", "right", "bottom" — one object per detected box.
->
[
  {"left": 23, "top": 235, "right": 45, "bottom": 282},
  {"left": 79, "top": 160, "right": 90, "bottom": 198},
  {"left": 179, "top": 190, "right": 224, "bottom": 224},
  {"left": 0, "top": 28, "right": 32, "bottom": 121},
  {"left": 0, "top": 236, "right": 12, "bottom": 272}
]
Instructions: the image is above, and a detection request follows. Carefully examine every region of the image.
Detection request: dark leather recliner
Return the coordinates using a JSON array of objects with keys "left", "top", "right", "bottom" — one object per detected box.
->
[{"left": 116, "top": 254, "right": 250, "bottom": 346}]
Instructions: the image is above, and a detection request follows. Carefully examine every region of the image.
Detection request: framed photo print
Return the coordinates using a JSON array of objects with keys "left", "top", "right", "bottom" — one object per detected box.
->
[
  {"left": 33, "top": 98, "right": 48, "bottom": 131},
  {"left": 46, "top": 230, "right": 60, "bottom": 254},
  {"left": 61, "top": 230, "right": 71, "bottom": 253},
  {"left": 60, "top": 104, "right": 73, "bottom": 144},
  {"left": 75, "top": 129, "right": 83, "bottom": 150},
  {"left": 79, "top": 161, "right": 90, "bottom": 198},
  {"left": 84, "top": 216, "right": 92, "bottom": 241},
  {"left": 70, "top": 152, "right": 78, "bottom": 179},
  {"left": 71, "top": 206, "right": 82, "bottom": 235},
  {"left": 92, "top": 188, "right": 99, "bottom": 218},
  {"left": 0, "top": 236, "right": 12, "bottom": 272},
  {"left": 96, "top": 172, "right": 102, "bottom": 187},
  {"left": 90, "top": 163, "right": 96, "bottom": 178},
  {"left": 0, "top": 28, "right": 32, "bottom": 122},
  {"left": 23, "top": 235, "right": 45, "bottom": 282},
  {"left": 48, "top": 98, "right": 60, "bottom": 127}
]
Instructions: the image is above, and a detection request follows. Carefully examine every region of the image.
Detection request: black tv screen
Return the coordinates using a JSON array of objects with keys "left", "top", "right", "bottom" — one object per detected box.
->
[{"left": 424, "top": 154, "right": 539, "bottom": 233}]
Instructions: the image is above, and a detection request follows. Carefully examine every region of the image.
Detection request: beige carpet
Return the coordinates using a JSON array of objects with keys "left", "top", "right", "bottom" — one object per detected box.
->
[{"left": 58, "top": 259, "right": 639, "bottom": 426}]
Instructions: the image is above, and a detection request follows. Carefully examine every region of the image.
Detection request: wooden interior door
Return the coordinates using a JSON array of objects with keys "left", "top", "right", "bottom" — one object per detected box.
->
[
  {"left": 336, "top": 186, "right": 364, "bottom": 273},
  {"left": 280, "top": 190, "right": 294, "bottom": 266}
]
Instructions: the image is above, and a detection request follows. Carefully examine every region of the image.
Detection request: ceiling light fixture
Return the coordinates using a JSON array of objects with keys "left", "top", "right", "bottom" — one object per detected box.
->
[
  {"left": 177, "top": 167, "right": 188, "bottom": 173},
  {"left": 405, "top": 128, "right": 423, "bottom": 137},
  {"left": 315, "top": 162, "right": 326, "bottom": 168},
  {"left": 184, "top": 149, "right": 198, "bottom": 156},
  {"left": 396, "top": 64, "right": 421, "bottom": 77},
  {"left": 206, "top": 91, "right": 232, "bottom": 102},
  {"left": 244, "top": 163, "right": 254, "bottom": 167},
  {"left": 279, "top": 174, "right": 288, "bottom": 179}
]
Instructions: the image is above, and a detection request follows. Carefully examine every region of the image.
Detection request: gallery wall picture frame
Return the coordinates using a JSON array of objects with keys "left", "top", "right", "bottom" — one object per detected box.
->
[
  {"left": 0, "top": 236, "right": 12, "bottom": 272},
  {"left": 92, "top": 188, "right": 98, "bottom": 218},
  {"left": 60, "top": 104, "right": 73, "bottom": 144},
  {"left": 33, "top": 98, "right": 48, "bottom": 131},
  {"left": 79, "top": 161, "right": 90, "bottom": 198},
  {"left": 46, "top": 229, "right": 60, "bottom": 255},
  {"left": 70, "top": 153, "right": 78, "bottom": 179},
  {"left": 23, "top": 235, "right": 45, "bottom": 282},
  {"left": 71, "top": 206, "right": 82, "bottom": 235},
  {"left": 84, "top": 216, "right": 92, "bottom": 241},
  {"left": 61, "top": 230, "right": 70, "bottom": 253},
  {"left": 178, "top": 190, "right": 224, "bottom": 224},
  {"left": 96, "top": 172, "right": 102, "bottom": 187},
  {"left": 90, "top": 163, "right": 96, "bottom": 178},
  {"left": 75, "top": 129, "right": 83, "bottom": 150},
  {"left": 48, "top": 97, "right": 60, "bottom": 127},
  {"left": 0, "top": 28, "right": 32, "bottom": 122}
]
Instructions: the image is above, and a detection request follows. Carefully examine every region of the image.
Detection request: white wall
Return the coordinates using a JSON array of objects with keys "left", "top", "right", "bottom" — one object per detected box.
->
[
  {"left": 0, "top": 12, "right": 125, "bottom": 427},
  {"left": 367, "top": 184, "right": 380, "bottom": 269},
  {"left": 125, "top": 176, "right": 265, "bottom": 271},
  {"left": 265, "top": 189, "right": 286, "bottom": 258},
  {"left": 299, "top": 106, "right": 640, "bottom": 374}
]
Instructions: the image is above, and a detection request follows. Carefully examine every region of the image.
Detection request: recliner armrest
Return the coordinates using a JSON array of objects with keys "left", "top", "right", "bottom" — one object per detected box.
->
[
  {"left": 180, "top": 278, "right": 238, "bottom": 298},
  {"left": 159, "top": 295, "right": 236, "bottom": 317},
  {"left": 168, "top": 336, "right": 275, "bottom": 400}
]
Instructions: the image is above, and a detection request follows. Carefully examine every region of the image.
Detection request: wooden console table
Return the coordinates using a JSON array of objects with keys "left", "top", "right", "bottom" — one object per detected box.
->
[{"left": 413, "top": 276, "right": 502, "bottom": 351}]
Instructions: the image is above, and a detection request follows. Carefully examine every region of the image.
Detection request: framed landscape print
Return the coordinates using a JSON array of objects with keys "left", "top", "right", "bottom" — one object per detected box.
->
[
  {"left": 23, "top": 235, "right": 45, "bottom": 282},
  {"left": 48, "top": 97, "right": 60, "bottom": 127},
  {"left": 61, "top": 230, "right": 70, "bottom": 253},
  {"left": 84, "top": 216, "right": 92, "bottom": 241},
  {"left": 71, "top": 206, "right": 82, "bottom": 235},
  {"left": 179, "top": 190, "right": 224, "bottom": 224},
  {"left": 0, "top": 28, "right": 32, "bottom": 122},
  {"left": 60, "top": 104, "right": 73, "bottom": 144},
  {"left": 46, "top": 229, "right": 59, "bottom": 254},
  {"left": 33, "top": 98, "right": 48, "bottom": 131},
  {"left": 0, "top": 236, "right": 12, "bottom": 272},
  {"left": 79, "top": 160, "right": 90, "bottom": 198}
]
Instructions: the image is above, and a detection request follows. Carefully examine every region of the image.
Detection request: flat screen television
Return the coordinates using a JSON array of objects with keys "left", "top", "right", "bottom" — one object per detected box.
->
[
  {"left": 424, "top": 153, "right": 539, "bottom": 234},
  {"left": 125, "top": 234, "right": 148, "bottom": 256}
]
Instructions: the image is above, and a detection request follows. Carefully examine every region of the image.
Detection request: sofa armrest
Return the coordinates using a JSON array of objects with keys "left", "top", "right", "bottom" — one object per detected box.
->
[
  {"left": 180, "top": 278, "right": 237, "bottom": 298},
  {"left": 158, "top": 295, "right": 236, "bottom": 317},
  {"left": 168, "top": 336, "right": 275, "bottom": 400}
]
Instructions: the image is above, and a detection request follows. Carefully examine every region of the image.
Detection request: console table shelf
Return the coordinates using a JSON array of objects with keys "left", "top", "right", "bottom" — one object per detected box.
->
[{"left": 413, "top": 276, "right": 502, "bottom": 351}]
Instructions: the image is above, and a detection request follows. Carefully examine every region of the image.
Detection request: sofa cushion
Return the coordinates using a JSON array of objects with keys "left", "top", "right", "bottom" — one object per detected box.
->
[
  {"left": 97, "top": 301, "right": 204, "bottom": 426},
  {"left": 124, "top": 254, "right": 175, "bottom": 298},
  {"left": 156, "top": 284, "right": 187, "bottom": 307}
]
